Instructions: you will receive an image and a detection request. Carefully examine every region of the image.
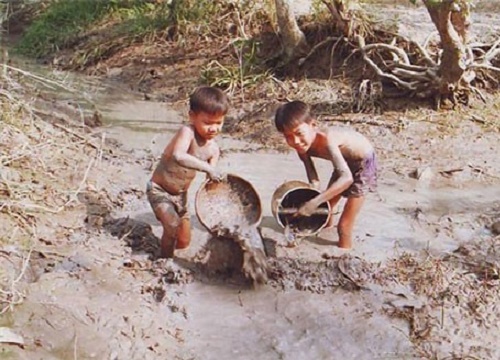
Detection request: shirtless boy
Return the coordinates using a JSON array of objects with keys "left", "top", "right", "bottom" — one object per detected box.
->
[
  {"left": 147, "top": 86, "right": 228, "bottom": 258},
  {"left": 274, "top": 101, "right": 377, "bottom": 249}
]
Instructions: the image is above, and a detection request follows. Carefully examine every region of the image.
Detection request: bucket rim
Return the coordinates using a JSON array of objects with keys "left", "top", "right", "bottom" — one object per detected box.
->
[
  {"left": 195, "top": 173, "right": 263, "bottom": 232},
  {"left": 272, "top": 185, "right": 331, "bottom": 235}
]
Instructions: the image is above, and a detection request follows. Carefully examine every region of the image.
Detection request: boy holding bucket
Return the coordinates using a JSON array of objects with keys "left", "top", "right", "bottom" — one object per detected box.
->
[
  {"left": 274, "top": 101, "right": 377, "bottom": 249},
  {"left": 147, "top": 86, "right": 228, "bottom": 258}
]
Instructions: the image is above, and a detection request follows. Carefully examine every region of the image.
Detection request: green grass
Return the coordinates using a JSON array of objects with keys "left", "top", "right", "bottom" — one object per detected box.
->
[
  {"left": 16, "top": 0, "right": 118, "bottom": 58},
  {"left": 15, "top": 0, "right": 227, "bottom": 60}
]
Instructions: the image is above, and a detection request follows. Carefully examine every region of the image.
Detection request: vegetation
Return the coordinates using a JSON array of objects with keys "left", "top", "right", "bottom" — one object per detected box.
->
[
  {"left": 10, "top": 0, "right": 500, "bottom": 109},
  {"left": 15, "top": 0, "right": 227, "bottom": 61}
]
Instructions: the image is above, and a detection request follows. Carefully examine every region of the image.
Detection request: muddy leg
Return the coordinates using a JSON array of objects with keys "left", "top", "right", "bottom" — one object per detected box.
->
[
  {"left": 337, "top": 196, "right": 364, "bottom": 249},
  {"left": 175, "top": 217, "right": 191, "bottom": 249},
  {"left": 325, "top": 195, "right": 342, "bottom": 229},
  {"left": 153, "top": 204, "right": 181, "bottom": 258}
]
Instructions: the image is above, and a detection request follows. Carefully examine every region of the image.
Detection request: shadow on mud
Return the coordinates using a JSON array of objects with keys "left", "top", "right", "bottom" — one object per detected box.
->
[{"left": 78, "top": 192, "right": 160, "bottom": 257}]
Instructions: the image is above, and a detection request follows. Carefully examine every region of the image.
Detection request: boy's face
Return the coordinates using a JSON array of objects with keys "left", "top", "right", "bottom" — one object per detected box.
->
[
  {"left": 282, "top": 122, "right": 316, "bottom": 154},
  {"left": 189, "top": 111, "right": 224, "bottom": 140}
]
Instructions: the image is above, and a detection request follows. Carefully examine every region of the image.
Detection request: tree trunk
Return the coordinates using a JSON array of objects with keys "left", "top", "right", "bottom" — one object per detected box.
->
[
  {"left": 274, "top": 0, "right": 309, "bottom": 62},
  {"left": 321, "top": 0, "right": 352, "bottom": 38},
  {"left": 423, "top": 0, "right": 471, "bottom": 99}
]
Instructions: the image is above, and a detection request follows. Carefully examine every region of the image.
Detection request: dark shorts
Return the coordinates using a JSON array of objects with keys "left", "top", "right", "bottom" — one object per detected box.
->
[
  {"left": 329, "top": 152, "right": 378, "bottom": 198},
  {"left": 146, "top": 181, "right": 188, "bottom": 219}
]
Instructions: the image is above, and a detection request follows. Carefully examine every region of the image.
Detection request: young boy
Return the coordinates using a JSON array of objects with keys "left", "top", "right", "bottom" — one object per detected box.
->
[
  {"left": 274, "top": 101, "right": 377, "bottom": 249},
  {"left": 147, "top": 86, "right": 228, "bottom": 258}
]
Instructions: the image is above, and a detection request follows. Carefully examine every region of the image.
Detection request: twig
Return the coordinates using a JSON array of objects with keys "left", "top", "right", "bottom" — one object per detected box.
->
[
  {"left": 1, "top": 248, "right": 32, "bottom": 314},
  {"left": 387, "top": 61, "right": 429, "bottom": 72},
  {"left": 3, "top": 64, "right": 78, "bottom": 94},
  {"left": 67, "top": 157, "right": 96, "bottom": 204},
  {"left": 74, "top": 334, "right": 78, "bottom": 360},
  {"left": 0, "top": 201, "right": 64, "bottom": 214},
  {"left": 299, "top": 36, "right": 339, "bottom": 66},
  {"left": 484, "top": 38, "right": 500, "bottom": 61},
  {"left": 52, "top": 123, "right": 100, "bottom": 150},
  {"left": 329, "top": 37, "right": 343, "bottom": 80}
]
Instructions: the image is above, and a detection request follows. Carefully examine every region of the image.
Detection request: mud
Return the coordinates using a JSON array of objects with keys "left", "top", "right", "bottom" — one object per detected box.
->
[
  {"left": 211, "top": 225, "right": 269, "bottom": 285},
  {"left": 196, "top": 175, "right": 268, "bottom": 284},
  {"left": 268, "top": 255, "right": 373, "bottom": 293},
  {"left": 195, "top": 174, "right": 262, "bottom": 230}
]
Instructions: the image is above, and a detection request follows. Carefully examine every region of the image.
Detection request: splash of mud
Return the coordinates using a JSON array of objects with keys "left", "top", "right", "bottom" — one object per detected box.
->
[{"left": 211, "top": 224, "right": 269, "bottom": 284}]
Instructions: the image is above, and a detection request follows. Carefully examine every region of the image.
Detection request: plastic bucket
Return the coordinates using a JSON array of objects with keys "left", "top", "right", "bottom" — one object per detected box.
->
[
  {"left": 271, "top": 180, "right": 330, "bottom": 236},
  {"left": 195, "top": 174, "right": 262, "bottom": 232}
]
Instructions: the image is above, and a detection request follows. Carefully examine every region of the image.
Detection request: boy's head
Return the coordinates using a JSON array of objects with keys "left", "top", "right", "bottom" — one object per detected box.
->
[
  {"left": 189, "top": 86, "right": 229, "bottom": 140},
  {"left": 274, "top": 101, "right": 317, "bottom": 154}
]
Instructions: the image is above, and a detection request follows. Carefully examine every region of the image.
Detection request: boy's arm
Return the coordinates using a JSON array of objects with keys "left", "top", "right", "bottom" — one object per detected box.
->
[
  {"left": 315, "top": 137, "right": 353, "bottom": 204},
  {"left": 172, "top": 126, "right": 216, "bottom": 176},
  {"left": 299, "top": 137, "right": 352, "bottom": 215},
  {"left": 206, "top": 144, "right": 225, "bottom": 181},
  {"left": 208, "top": 144, "right": 220, "bottom": 166},
  {"left": 299, "top": 153, "right": 320, "bottom": 189}
]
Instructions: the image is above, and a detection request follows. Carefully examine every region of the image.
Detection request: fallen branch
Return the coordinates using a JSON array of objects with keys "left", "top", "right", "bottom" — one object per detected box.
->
[{"left": 3, "top": 64, "right": 82, "bottom": 96}]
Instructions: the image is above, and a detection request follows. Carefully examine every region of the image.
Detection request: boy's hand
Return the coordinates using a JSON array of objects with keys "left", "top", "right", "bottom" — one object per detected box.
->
[
  {"left": 208, "top": 169, "right": 226, "bottom": 182},
  {"left": 296, "top": 199, "right": 319, "bottom": 217}
]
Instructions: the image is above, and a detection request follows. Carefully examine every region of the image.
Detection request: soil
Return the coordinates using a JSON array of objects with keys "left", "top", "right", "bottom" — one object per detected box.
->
[{"left": 2, "top": 1, "right": 500, "bottom": 359}]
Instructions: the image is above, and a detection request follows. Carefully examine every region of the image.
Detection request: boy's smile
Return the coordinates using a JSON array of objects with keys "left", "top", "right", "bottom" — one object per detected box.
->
[{"left": 283, "top": 122, "right": 317, "bottom": 154}]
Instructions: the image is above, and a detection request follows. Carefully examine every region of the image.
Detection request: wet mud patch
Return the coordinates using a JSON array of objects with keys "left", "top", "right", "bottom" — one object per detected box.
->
[
  {"left": 210, "top": 225, "right": 269, "bottom": 284},
  {"left": 193, "top": 236, "right": 246, "bottom": 281},
  {"left": 268, "top": 255, "right": 375, "bottom": 293},
  {"left": 79, "top": 191, "right": 160, "bottom": 257},
  {"left": 107, "top": 217, "right": 159, "bottom": 256}
]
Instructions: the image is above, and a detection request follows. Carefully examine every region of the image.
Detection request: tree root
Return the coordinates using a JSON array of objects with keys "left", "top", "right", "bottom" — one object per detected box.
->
[{"left": 353, "top": 31, "right": 500, "bottom": 110}]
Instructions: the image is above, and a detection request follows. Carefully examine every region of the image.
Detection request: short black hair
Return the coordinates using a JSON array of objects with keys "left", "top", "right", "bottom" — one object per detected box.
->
[
  {"left": 189, "top": 86, "right": 229, "bottom": 115},
  {"left": 274, "top": 101, "right": 313, "bottom": 132}
]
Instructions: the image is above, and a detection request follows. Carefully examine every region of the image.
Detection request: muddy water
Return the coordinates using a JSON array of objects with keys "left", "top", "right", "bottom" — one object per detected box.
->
[{"left": 94, "top": 92, "right": 500, "bottom": 359}]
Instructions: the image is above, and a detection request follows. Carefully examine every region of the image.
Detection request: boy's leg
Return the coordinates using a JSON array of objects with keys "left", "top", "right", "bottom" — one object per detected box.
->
[
  {"left": 175, "top": 217, "right": 191, "bottom": 249},
  {"left": 337, "top": 196, "right": 365, "bottom": 249},
  {"left": 325, "top": 194, "right": 342, "bottom": 228},
  {"left": 153, "top": 204, "right": 181, "bottom": 258}
]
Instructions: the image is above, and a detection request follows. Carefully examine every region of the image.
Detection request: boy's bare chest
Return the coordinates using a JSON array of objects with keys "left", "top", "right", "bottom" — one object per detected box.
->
[{"left": 188, "top": 140, "right": 213, "bottom": 161}]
